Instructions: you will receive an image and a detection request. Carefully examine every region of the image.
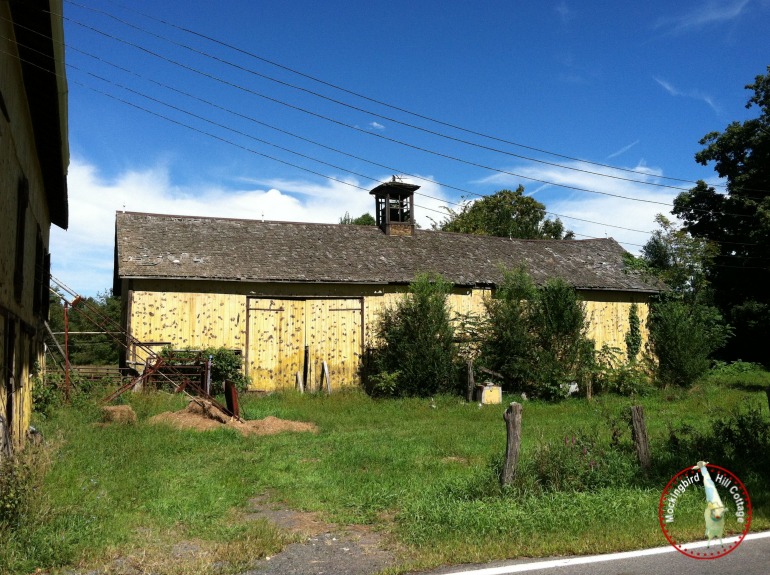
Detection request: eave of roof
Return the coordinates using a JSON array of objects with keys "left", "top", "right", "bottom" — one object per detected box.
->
[{"left": 11, "top": 0, "right": 69, "bottom": 229}]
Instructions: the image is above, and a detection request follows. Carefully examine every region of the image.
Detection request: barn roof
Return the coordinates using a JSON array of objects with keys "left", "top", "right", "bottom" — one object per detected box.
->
[{"left": 114, "top": 211, "right": 662, "bottom": 293}]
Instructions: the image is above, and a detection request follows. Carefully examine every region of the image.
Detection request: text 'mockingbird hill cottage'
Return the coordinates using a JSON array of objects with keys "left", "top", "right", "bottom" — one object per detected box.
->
[{"left": 114, "top": 181, "right": 662, "bottom": 392}]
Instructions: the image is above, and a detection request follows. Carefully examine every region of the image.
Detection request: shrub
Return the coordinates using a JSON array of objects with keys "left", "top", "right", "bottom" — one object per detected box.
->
[
  {"left": 664, "top": 405, "right": 770, "bottom": 487},
  {"left": 649, "top": 298, "right": 731, "bottom": 387},
  {"left": 482, "top": 267, "right": 537, "bottom": 392},
  {"left": 529, "top": 279, "right": 594, "bottom": 398},
  {"left": 483, "top": 268, "right": 594, "bottom": 399},
  {"left": 591, "top": 345, "right": 652, "bottom": 396},
  {"left": 373, "top": 273, "right": 458, "bottom": 397},
  {"left": 31, "top": 363, "right": 61, "bottom": 418}
]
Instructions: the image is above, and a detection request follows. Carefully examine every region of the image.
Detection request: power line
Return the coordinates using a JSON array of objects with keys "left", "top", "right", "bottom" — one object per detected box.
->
[
  {"left": 7, "top": 20, "right": 768, "bottom": 258},
  {"left": 5, "top": 36, "right": 762, "bottom": 256},
  {"left": 48, "top": 15, "right": 699, "bottom": 210},
  {"left": 53, "top": 11, "right": 720, "bottom": 203},
  {"left": 60, "top": 41, "right": 659, "bottom": 238},
  {"left": 69, "top": 0, "right": 740, "bottom": 193}
]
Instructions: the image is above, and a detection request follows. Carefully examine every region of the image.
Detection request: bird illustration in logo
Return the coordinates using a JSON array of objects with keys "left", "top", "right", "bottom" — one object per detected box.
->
[{"left": 693, "top": 461, "right": 726, "bottom": 546}]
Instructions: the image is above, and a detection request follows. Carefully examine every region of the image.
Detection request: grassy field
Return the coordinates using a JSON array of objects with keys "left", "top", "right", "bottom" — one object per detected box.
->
[{"left": 1, "top": 370, "right": 769, "bottom": 574}]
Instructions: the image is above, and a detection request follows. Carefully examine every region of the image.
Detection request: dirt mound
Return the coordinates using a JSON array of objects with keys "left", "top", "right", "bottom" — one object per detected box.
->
[{"left": 149, "top": 400, "right": 318, "bottom": 436}]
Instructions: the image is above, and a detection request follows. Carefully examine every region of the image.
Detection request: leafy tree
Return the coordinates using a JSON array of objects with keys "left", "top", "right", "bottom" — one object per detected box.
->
[
  {"left": 641, "top": 214, "right": 717, "bottom": 303},
  {"left": 339, "top": 211, "right": 376, "bottom": 225},
  {"left": 47, "top": 290, "right": 122, "bottom": 365},
  {"left": 439, "top": 187, "right": 573, "bottom": 239},
  {"left": 672, "top": 67, "right": 770, "bottom": 364},
  {"left": 372, "top": 273, "right": 458, "bottom": 396}
]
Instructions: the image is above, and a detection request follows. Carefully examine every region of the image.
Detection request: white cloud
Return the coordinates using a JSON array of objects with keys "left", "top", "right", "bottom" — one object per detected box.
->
[
  {"left": 474, "top": 160, "right": 680, "bottom": 253},
  {"left": 654, "top": 77, "right": 719, "bottom": 114},
  {"left": 369, "top": 121, "right": 385, "bottom": 130},
  {"left": 606, "top": 140, "right": 640, "bottom": 159},
  {"left": 654, "top": 0, "right": 750, "bottom": 33},
  {"left": 50, "top": 158, "right": 451, "bottom": 295}
]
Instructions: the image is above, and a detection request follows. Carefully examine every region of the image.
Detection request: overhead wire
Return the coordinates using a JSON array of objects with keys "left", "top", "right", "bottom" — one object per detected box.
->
[
  {"left": 6, "top": 11, "right": 768, "bottom": 263},
  {"left": 58, "top": 39, "right": 661, "bottom": 237},
  {"left": 65, "top": 0, "right": 745, "bottom": 194},
  {"left": 51, "top": 11, "right": 699, "bottom": 206}
]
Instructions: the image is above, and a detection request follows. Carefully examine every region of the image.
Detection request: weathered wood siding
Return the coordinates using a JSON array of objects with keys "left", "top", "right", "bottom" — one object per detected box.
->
[
  {"left": 0, "top": 3, "right": 58, "bottom": 454},
  {"left": 125, "top": 281, "right": 651, "bottom": 392},
  {"left": 246, "top": 298, "right": 362, "bottom": 391},
  {"left": 581, "top": 291, "right": 650, "bottom": 359},
  {"left": 127, "top": 291, "right": 247, "bottom": 365}
]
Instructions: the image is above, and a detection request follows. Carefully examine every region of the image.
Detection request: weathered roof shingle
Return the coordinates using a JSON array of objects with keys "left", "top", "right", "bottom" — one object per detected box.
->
[{"left": 115, "top": 212, "right": 661, "bottom": 293}]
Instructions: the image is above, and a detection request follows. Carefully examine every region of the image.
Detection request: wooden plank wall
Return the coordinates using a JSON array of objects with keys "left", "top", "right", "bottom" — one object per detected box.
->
[
  {"left": 0, "top": 5, "right": 53, "bottom": 455},
  {"left": 581, "top": 291, "right": 650, "bottom": 359},
  {"left": 127, "top": 286, "right": 650, "bottom": 393},
  {"left": 247, "top": 298, "right": 304, "bottom": 390},
  {"left": 246, "top": 298, "right": 362, "bottom": 392},
  {"left": 128, "top": 291, "right": 246, "bottom": 366}
]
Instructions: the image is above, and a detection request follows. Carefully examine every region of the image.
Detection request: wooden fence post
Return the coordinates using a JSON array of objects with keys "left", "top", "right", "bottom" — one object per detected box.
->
[
  {"left": 501, "top": 402, "right": 523, "bottom": 487},
  {"left": 630, "top": 405, "right": 651, "bottom": 471},
  {"left": 765, "top": 386, "right": 770, "bottom": 415}
]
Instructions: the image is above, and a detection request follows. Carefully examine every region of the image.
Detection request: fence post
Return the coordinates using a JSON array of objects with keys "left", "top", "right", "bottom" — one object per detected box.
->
[
  {"left": 501, "top": 402, "right": 523, "bottom": 487},
  {"left": 630, "top": 405, "right": 651, "bottom": 471}
]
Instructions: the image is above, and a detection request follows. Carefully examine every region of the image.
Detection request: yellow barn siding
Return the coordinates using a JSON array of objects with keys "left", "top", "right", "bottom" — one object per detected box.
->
[
  {"left": 306, "top": 299, "right": 362, "bottom": 390},
  {"left": 0, "top": 321, "right": 34, "bottom": 453},
  {"left": 581, "top": 293, "right": 650, "bottom": 358},
  {"left": 125, "top": 282, "right": 651, "bottom": 393},
  {"left": 1, "top": 5, "right": 56, "bottom": 454},
  {"left": 246, "top": 298, "right": 362, "bottom": 392},
  {"left": 247, "top": 299, "right": 304, "bottom": 391},
  {"left": 128, "top": 291, "right": 246, "bottom": 367}
]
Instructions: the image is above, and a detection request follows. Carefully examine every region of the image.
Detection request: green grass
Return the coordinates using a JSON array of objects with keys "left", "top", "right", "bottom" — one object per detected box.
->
[{"left": 2, "top": 378, "right": 769, "bottom": 574}]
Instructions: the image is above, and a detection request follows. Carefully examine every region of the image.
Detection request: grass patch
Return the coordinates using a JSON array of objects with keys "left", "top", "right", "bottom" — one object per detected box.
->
[{"left": 2, "top": 379, "right": 769, "bottom": 574}]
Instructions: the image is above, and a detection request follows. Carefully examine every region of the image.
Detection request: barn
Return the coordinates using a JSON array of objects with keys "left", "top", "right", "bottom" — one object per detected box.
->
[
  {"left": 114, "top": 181, "right": 661, "bottom": 392},
  {"left": 1, "top": 0, "right": 69, "bottom": 455}
]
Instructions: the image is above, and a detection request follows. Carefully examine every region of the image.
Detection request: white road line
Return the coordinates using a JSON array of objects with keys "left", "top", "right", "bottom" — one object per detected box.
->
[{"left": 441, "top": 531, "right": 770, "bottom": 575}]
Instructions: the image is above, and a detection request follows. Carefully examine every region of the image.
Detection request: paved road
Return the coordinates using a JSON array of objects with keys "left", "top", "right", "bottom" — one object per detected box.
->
[{"left": 422, "top": 531, "right": 770, "bottom": 575}]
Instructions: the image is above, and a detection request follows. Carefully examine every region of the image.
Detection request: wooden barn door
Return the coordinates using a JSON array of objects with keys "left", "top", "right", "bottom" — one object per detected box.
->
[
  {"left": 247, "top": 299, "right": 304, "bottom": 391},
  {"left": 247, "top": 297, "right": 363, "bottom": 391},
  {"left": 306, "top": 299, "right": 363, "bottom": 387}
]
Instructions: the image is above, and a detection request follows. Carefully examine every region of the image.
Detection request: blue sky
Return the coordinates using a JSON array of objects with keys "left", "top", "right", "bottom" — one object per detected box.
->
[{"left": 51, "top": 0, "right": 770, "bottom": 296}]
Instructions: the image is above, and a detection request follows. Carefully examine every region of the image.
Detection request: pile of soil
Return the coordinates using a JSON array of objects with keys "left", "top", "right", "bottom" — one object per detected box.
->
[{"left": 149, "top": 400, "right": 318, "bottom": 436}]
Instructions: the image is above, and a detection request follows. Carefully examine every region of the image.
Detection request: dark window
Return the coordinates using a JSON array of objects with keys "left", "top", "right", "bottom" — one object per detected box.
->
[
  {"left": 33, "top": 229, "right": 44, "bottom": 315},
  {"left": 14, "top": 177, "right": 29, "bottom": 304}
]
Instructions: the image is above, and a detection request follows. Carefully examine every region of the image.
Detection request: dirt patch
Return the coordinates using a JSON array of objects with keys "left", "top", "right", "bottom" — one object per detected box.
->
[
  {"left": 242, "top": 495, "right": 399, "bottom": 575},
  {"left": 148, "top": 400, "right": 318, "bottom": 436}
]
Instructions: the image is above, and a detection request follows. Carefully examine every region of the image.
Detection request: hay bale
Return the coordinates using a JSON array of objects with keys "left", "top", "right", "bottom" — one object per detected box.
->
[{"left": 101, "top": 405, "right": 137, "bottom": 424}]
